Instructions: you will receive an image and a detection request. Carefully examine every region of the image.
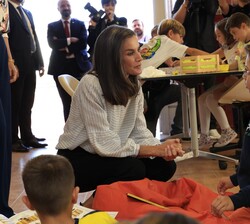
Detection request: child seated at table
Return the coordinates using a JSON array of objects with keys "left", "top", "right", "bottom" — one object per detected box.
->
[
  {"left": 21, "top": 155, "right": 116, "bottom": 224},
  {"left": 198, "top": 17, "right": 245, "bottom": 149},
  {"left": 211, "top": 42, "right": 250, "bottom": 217},
  {"left": 142, "top": 18, "right": 208, "bottom": 136},
  {"left": 141, "top": 18, "right": 209, "bottom": 69}
]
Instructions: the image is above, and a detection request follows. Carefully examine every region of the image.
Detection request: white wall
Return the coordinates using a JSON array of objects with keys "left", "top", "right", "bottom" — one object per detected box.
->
[{"left": 24, "top": 0, "right": 154, "bottom": 71}]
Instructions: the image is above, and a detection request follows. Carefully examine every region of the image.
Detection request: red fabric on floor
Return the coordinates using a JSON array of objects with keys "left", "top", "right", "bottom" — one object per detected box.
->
[{"left": 92, "top": 178, "right": 250, "bottom": 223}]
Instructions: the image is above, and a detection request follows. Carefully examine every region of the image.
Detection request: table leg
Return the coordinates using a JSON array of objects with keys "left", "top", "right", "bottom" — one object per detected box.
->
[
  {"left": 188, "top": 88, "right": 238, "bottom": 164},
  {"left": 188, "top": 88, "right": 199, "bottom": 157},
  {"left": 181, "top": 84, "right": 190, "bottom": 138}
]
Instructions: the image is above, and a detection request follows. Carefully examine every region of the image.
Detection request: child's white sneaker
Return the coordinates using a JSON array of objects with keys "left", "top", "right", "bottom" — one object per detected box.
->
[
  {"left": 209, "top": 129, "right": 221, "bottom": 139},
  {"left": 199, "top": 133, "right": 214, "bottom": 149},
  {"left": 213, "top": 128, "right": 237, "bottom": 147}
]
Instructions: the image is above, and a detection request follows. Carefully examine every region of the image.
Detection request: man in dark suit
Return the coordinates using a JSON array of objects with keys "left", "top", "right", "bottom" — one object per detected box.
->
[
  {"left": 47, "top": 0, "right": 91, "bottom": 121},
  {"left": 8, "top": 0, "right": 47, "bottom": 152}
]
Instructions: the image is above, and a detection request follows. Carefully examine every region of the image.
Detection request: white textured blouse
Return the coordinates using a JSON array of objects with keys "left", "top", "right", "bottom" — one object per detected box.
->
[
  {"left": 56, "top": 74, "right": 160, "bottom": 157},
  {"left": 224, "top": 42, "right": 239, "bottom": 65}
]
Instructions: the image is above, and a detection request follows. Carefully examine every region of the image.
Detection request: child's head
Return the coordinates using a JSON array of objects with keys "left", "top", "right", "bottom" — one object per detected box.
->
[
  {"left": 118, "top": 212, "right": 200, "bottom": 224},
  {"left": 158, "top": 19, "right": 185, "bottom": 44},
  {"left": 151, "top": 25, "right": 159, "bottom": 39},
  {"left": 225, "top": 12, "right": 250, "bottom": 43},
  {"left": 215, "top": 18, "right": 235, "bottom": 47},
  {"left": 22, "top": 155, "right": 79, "bottom": 216},
  {"left": 244, "top": 44, "right": 250, "bottom": 92}
]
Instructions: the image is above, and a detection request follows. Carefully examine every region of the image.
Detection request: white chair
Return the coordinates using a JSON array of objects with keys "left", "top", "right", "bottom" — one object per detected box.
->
[{"left": 58, "top": 74, "right": 79, "bottom": 97}]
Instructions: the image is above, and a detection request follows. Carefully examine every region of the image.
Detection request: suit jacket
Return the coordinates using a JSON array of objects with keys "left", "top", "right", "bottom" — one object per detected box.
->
[
  {"left": 8, "top": 2, "right": 44, "bottom": 74},
  {"left": 47, "top": 18, "right": 91, "bottom": 76}
]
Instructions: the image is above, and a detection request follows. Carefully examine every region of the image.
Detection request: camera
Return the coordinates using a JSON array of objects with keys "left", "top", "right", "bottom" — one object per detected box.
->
[{"left": 84, "top": 2, "right": 105, "bottom": 23}]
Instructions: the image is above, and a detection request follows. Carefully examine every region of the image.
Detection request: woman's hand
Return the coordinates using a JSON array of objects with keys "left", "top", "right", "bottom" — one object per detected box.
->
[{"left": 161, "top": 138, "right": 184, "bottom": 160}]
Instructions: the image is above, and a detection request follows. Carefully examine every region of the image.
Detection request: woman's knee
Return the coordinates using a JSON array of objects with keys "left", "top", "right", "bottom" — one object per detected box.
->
[
  {"left": 123, "top": 159, "right": 146, "bottom": 180},
  {"left": 144, "top": 158, "right": 177, "bottom": 181},
  {"left": 162, "top": 160, "right": 176, "bottom": 181}
]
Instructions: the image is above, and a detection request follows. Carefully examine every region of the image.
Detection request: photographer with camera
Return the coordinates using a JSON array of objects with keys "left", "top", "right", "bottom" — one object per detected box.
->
[
  {"left": 87, "top": 0, "right": 127, "bottom": 61},
  {"left": 172, "top": 0, "right": 221, "bottom": 140}
]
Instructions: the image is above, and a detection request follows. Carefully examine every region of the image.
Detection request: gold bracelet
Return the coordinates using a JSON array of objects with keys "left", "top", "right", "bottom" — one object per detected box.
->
[{"left": 8, "top": 59, "right": 15, "bottom": 63}]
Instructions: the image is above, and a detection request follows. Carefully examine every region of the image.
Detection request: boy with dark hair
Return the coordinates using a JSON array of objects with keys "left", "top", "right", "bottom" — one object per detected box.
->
[
  {"left": 225, "top": 12, "right": 250, "bottom": 37},
  {"left": 22, "top": 155, "right": 116, "bottom": 224}
]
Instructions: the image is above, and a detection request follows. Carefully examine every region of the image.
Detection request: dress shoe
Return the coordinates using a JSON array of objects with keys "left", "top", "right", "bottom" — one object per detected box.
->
[
  {"left": 23, "top": 139, "right": 48, "bottom": 148},
  {"left": 35, "top": 137, "right": 46, "bottom": 142},
  {"left": 12, "top": 141, "right": 30, "bottom": 153}
]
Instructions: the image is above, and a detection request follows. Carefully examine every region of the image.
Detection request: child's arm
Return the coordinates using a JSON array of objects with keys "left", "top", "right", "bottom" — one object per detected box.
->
[
  {"left": 212, "top": 48, "right": 225, "bottom": 60},
  {"left": 211, "top": 195, "right": 234, "bottom": 217},
  {"left": 185, "top": 47, "right": 208, "bottom": 56},
  {"left": 217, "top": 176, "right": 234, "bottom": 195},
  {"left": 212, "top": 185, "right": 250, "bottom": 217}
]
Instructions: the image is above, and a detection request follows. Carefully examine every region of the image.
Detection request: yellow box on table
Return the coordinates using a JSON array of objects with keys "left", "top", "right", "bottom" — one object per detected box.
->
[{"left": 180, "top": 54, "right": 220, "bottom": 73}]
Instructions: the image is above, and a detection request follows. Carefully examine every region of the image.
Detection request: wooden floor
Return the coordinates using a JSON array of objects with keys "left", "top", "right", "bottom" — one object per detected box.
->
[{"left": 9, "top": 74, "right": 240, "bottom": 214}]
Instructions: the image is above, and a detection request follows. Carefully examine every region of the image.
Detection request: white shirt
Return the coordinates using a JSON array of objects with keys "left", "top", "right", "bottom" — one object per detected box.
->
[
  {"left": 224, "top": 42, "right": 240, "bottom": 65},
  {"left": 141, "top": 35, "right": 188, "bottom": 69},
  {"left": 56, "top": 74, "right": 160, "bottom": 157},
  {"left": 138, "top": 35, "right": 150, "bottom": 44}
]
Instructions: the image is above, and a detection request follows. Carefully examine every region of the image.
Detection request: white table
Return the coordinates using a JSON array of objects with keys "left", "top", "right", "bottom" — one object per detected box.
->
[{"left": 143, "top": 70, "right": 244, "bottom": 163}]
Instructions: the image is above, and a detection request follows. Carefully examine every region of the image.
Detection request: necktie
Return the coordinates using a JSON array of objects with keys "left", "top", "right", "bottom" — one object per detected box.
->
[
  {"left": 17, "top": 6, "right": 35, "bottom": 52},
  {"left": 64, "top": 20, "right": 70, "bottom": 37}
]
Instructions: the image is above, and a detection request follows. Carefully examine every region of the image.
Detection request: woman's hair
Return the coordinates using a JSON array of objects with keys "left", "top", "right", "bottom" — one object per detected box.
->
[
  {"left": 158, "top": 19, "right": 185, "bottom": 37},
  {"left": 22, "top": 155, "right": 75, "bottom": 216},
  {"left": 215, "top": 18, "right": 235, "bottom": 47},
  {"left": 91, "top": 25, "right": 140, "bottom": 106}
]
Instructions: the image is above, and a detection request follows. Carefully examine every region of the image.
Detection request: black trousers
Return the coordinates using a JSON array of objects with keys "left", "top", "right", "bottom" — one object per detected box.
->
[
  {"left": 11, "top": 55, "right": 36, "bottom": 143},
  {"left": 58, "top": 147, "right": 176, "bottom": 192},
  {"left": 0, "top": 35, "right": 14, "bottom": 217},
  {"left": 145, "top": 83, "right": 182, "bottom": 136}
]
